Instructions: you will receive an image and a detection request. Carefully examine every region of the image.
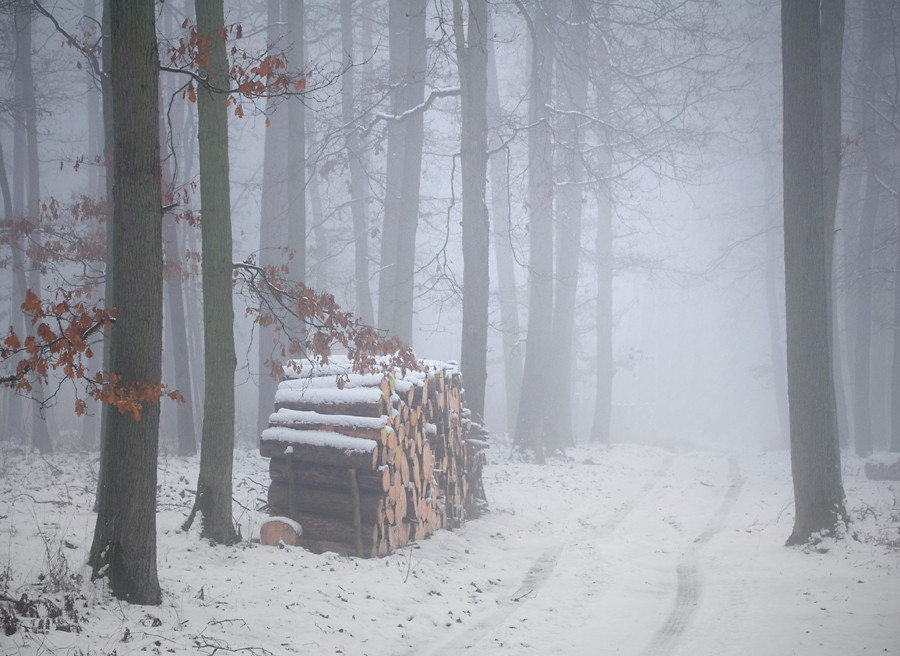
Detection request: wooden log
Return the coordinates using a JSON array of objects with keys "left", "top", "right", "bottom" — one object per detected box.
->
[
  {"left": 265, "top": 507, "right": 379, "bottom": 547},
  {"left": 275, "top": 398, "right": 386, "bottom": 417},
  {"left": 268, "top": 481, "right": 385, "bottom": 524},
  {"left": 260, "top": 518, "right": 302, "bottom": 547},
  {"left": 268, "top": 408, "right": 391, "bottom": 442},
  {"left": 260, "top": 428, "right": 379, "bottom": 470},
  {"left": 269, "top": 458, "right": 385, "bottom": 492},
  {"left": 865, "top": 459, "right": 900, "bottom": 481}
]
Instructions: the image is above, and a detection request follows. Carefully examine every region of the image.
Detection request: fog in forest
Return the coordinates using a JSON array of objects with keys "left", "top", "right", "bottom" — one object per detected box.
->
[
  {"left": 0, "top": 0, "right": 824, "bottom": 454},
  {"left": 2, "top": 0, "right": 900, "bottom": 651}
]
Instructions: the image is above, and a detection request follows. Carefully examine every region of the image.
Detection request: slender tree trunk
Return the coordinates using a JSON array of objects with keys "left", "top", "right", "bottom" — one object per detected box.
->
[
  {"left": 256, "top": 0, "right": 288, "bottom": 442},
  {"left": 377, "top": 0, "right": 410, "bottom": 335},
  {"left": 782, "top": 0, "right": 846, "bottom": 546},
  {"left": 85, "top": 0, "right": 104, "bottom": 198},
  {"left": 851, "top": 9, "right": 884, "bottom": 456},
  {"left": 307, "top": 112, "right": 328, "bottom": 292},
  {"left": 159, "top": 89, "right": 196, "bottom": 456},
  {"left": 544, "top": 0, "right": 589, "bottom": 451},
  {"left": 88, "top": 0, "right": 163, "bottom": 604},
  {"left": 185, "top": 0, "right": 238, "bottom": 545},
  {"left": 456, "top": 0, "right": 490, "bottom": 421},
  {"left": 838, "top": 155, "right": 864, "bottom": 448},
  {"left": 513, "top": 0, "right": 556, "bottom": 462},
  {"left": 591, "top": 191, "right": 613, "bottom": 443},
  {"left": 96, "top": 0, "right": 115, "bottom": 505},
  {"left": 892, "top": 182, "right": 900, "bottom": 452},
  {"left": 287, "top": 0, "right": 306, "bottom": 291},
  {"left": 760, "top": 120, "right": 790, "bottom": 445},
  {"left": 486, "top": 17, "right": 522, "bottom": 437},
  {"left": 13, "top": 1, "right": 52, "bottom": 453},
  {"left": 0, "top": 137, "right": 24, "bottom": 442},
  {"left": 0, "top": 139, "right": 23, "bottom": 441},
  {"left": 391, "top": 0, "right": 427, "bottom": 345},
  {"left": 340, "top": 0, "right": 375, "bottom": 326}
]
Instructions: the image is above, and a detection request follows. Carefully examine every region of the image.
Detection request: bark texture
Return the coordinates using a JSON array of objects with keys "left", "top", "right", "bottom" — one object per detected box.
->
[
  {"left": 88, "top": 0, "right": 163, "bottom": 604},
  {"left": 187, "top": 0, "right": 238, "bottom": 545},
  {"left": 781, "top": 0, "right": 847, "bottom": 546},
  {"left": 456, "top": 0, "right": 490, "bottom": 420}
]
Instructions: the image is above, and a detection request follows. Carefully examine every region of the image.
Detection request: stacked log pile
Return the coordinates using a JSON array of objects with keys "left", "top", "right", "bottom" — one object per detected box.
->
[{"left": 260, "top": 358, "right": 489, "bottom": 557}]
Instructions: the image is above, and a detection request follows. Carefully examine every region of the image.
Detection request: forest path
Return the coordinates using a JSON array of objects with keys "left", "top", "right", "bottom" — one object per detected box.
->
[
  {"left": 411, "top": 454, "right": 675, "bottom": 656},
  {"left": 411, "top": 451, "right": 742, "bottom": 656}
]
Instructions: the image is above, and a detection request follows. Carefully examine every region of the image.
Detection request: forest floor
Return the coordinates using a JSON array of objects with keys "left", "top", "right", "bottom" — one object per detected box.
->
[{"left": 1, "top": 439, "right": 898, "bottom": 656}]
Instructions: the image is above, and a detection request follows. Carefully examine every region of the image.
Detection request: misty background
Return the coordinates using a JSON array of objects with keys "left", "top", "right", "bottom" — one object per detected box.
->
[{"left": 0, "top": 0, "right": 896, "bottom": 459}]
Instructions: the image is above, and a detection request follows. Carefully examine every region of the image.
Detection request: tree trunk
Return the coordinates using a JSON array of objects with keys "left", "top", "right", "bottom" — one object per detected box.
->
[
  {"left": 13, "top": 2, "right": 52, "bottom": 454},
  {"left": 760, "top": 120, "right": 790, "bottom": 445},
  {"left": 377, "top": 0, "right": 410, "bottom": 335},
  {"left": 544, "top": 0, "right": 589, "bottom": 451},
  {"left": 456, "top": 0, "right": 490, "bottom": 421},
  {"left": 159, "top": 76, "right": 196, "bottom": 456},
  {"left": 256, "top": 0, "right": 289, "bottom": 442},
  {"left": 851, "top": 6, "right": 885, "bottom": 456},
  {"left": 0, "top": 139, "right": 24, "bottom": 441},
  {"left": 486, "top": 14, "right": 522, "bottom": 437},
  {"left": 84, "top": 0, "right": 104, "bottom": 199},
  {"left": 513, "top": 0, "right": 556, "bottom": 462},
  {"left": 892, "top": 182, "right": 900, "bottom": 453},
  {"left": 591, "top": 192, "right": 613, "bottom": 443},
  {"left": 308, "top": 112, "right": 328, "bottom": 292},
  {"left": 186, "top": 0, "right": 238, "bottom": 545},
  {"left": 88, "top": 0, "right": 163, "bottom": 604},
  {"left": 781, "top": 0, "right": 846, "bottom": 546},
  {"left": 95, "top": 0, "right": 115, "bottom": 509},
  {"left": 391, "top": 0, "right": 427, "bottom": 345},
  {"left": 287, "top": 0, "right": 306, "bottom": 290},
  {"left": 340, "top": 0, "right": 375, "bottom": 326}
]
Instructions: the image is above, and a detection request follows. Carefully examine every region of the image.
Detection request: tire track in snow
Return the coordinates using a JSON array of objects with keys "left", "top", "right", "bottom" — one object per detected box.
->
[
  {"left": 410, "top": 454, "right": 675, "bottom": 656},
  {"left": 643, "top": 457, "right": 742, "bottom": 656}
]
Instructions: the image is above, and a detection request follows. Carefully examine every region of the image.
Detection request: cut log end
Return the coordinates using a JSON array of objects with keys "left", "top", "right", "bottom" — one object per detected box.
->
[{"left": 260, "top": 518, "right": 302, "bottom": 547}]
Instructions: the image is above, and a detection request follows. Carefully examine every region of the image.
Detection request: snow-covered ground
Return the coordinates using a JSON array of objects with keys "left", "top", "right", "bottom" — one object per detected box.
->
[{"left": 1, "top": 441, "right": 898, "bottom": 655}]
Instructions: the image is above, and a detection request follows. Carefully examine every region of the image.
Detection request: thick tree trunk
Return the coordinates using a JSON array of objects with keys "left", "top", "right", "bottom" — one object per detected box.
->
[
  {"left": 186, "top": 0, "right": 238, "bottom": 545},
  {"left": 456, "top": 0, "right": 490, "bottom": 421},
  {"left": 513, "top": 0, "right": 556, "bottom": 462},
  {"left": 486, "top": 16, "right": 522, "bottom": 437},
  {"left": 88, "top": 0, "right": 163, "bottom": 604},
  {"left": 256, "top": 0, "right": 289, "bottom": 442},
  {"left": 781, "top": 0, "right": 846, "bottom": 546},
  {"left": 544, "top": 0, "right": 589, "bottom": 451},
  {"left": 340, "top": 0, "right": 375, "bottom": 326}
]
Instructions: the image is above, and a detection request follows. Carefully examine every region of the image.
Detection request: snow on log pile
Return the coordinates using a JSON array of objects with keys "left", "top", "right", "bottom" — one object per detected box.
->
[{"left": 259, "top": 357, "right": 489, "bottom": 557}]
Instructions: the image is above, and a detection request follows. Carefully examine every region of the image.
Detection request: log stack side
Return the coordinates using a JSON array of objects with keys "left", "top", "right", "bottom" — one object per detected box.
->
[{"left": 260, "top": 358, "right": 489, "bottom": 557}]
